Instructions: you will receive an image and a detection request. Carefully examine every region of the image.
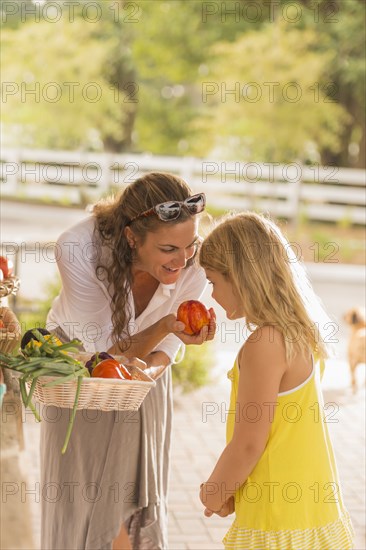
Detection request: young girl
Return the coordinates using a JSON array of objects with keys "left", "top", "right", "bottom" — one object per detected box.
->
[{"left": 199, "top": 212, "right": 354, "bottom": 549}]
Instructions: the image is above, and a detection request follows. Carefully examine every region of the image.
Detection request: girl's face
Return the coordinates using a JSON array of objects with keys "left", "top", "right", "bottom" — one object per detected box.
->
[
  {"left": 128, "top": 219, "right": 199, "bottom": 284},
  {"left": 205, "top": 268, "right": 243, "bottom": 320}
]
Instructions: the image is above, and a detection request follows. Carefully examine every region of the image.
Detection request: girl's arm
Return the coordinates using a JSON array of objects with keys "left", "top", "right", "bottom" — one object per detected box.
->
[{"left": 200, "top": 326, "right": 288, "bottom": 512}]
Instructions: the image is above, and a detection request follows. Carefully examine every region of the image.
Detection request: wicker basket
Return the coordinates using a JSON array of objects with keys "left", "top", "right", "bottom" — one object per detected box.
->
[{"left": 26, "top": 355, "right": 156, "bottom": 411}]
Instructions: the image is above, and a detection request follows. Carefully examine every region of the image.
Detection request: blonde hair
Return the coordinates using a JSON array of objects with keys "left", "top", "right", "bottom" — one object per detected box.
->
[{"left": 199, "top": 212, "right": 331, "bottom": 362}]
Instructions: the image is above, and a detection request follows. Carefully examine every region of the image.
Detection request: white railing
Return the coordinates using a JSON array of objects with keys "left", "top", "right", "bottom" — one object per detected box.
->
[{"left": 1, "top": 148, "right": 365, "bottom": 224}]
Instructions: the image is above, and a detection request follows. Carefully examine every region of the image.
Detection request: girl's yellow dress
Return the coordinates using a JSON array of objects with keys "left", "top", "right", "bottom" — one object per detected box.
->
[{"left": 223, "top": 356, "right": 354, "bottom": 550}]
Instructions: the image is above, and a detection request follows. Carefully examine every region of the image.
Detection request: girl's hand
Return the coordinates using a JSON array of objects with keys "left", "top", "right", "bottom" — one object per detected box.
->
[
  {"left": 217, "top": 496, "right": 235, "bottom": 517},
  {"left": 203, "top": 496, "right": 235, "bottom": 518},
  {"left": 166, "top": 308, "right": 217, "bottom": 345}
]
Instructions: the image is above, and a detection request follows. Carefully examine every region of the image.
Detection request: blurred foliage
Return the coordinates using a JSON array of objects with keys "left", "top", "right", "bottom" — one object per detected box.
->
[
  {"left": 193, "top": 21, "right": 349, "bottom": 162},
  {"left": 284, "top": 220, "right": 366, "bottom": 264},
  {"left": 1, "top": 12, "right": 135, "bottom": 150},
  {"left": 1, "top": 0, "right": 365, "bottom": 166},
  {"left": 17, "top": 276, "right": 61, "bottom": 334},
  {"left": 297, "top": 0, "right": 366, "bottom": 167},
  {"left": 172, "top": 343, "right": 213, "bottom": 394},
  {"left": 130, "top": 0, "right": 263, "bottom": 154}
]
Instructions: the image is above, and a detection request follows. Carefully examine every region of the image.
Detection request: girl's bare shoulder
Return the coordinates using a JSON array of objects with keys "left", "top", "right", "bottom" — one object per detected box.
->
[{"left": 238, "top": 325, "right": 287, "bottom": 373}]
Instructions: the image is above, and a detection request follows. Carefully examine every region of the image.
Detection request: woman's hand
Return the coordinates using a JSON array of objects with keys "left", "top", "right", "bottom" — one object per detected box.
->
[
  {"left": 123, "top": 357, "right": 148, "bottom": 371},
  {"left": 120, "top": 354, "right": 169, "bottom": 380},
  {"left": 164, "top": 308, "right": 217, "bottom": 345}
]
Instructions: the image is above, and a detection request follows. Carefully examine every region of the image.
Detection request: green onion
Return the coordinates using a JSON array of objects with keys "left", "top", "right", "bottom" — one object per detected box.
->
[
  {"left": 61, "top": 376, "right": 82, "bottom": 454},
  {"left": 0, "top": 329, "right": 89, "bottom": 451},
  {"left": 25, "top": 377, "right": 38, "bottom": 408}
]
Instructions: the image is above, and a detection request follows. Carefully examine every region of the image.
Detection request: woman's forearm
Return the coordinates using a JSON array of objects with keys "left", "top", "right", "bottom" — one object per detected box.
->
[
  {"left": 107, "top": 315, "right": 174, "bottom": 358},
  {"left": 200, "top": 440, "right": 263, "bottom": 512}
]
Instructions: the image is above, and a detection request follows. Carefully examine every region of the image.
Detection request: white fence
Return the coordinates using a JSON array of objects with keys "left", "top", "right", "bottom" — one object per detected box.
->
[{"left": 1, "top": 148, "right": 365, "bottom": 224}]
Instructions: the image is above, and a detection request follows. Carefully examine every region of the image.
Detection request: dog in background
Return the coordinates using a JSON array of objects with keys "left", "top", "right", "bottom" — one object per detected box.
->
[{"left": 343, "top": 307, "right": 366, "bottom": 392}]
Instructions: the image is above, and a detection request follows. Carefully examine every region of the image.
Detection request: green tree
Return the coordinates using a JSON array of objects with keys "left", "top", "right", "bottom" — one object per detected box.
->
[
  {"left": 299, "top": 0, "right": 365, "bottom": 167},
  {"left": 2, "top": 0, "right": 262, "bottom": 154},
  {"left": 193, "top": 20, "right": 350, "bottom": 163},
  {"left": 131, "top": 0, "right": 268, "bottom": 155},
  {"left": 1, "top": 13, "right": 135, "bottom": 150},
  {"left": 0, "top": 0, "right": 34, "bottom": 29},
  {"left": 1, "top": 0, "right": 364, "bottom": 166},
  {"left": 130, "top": 0, "right": 364, "bottom": 165}
]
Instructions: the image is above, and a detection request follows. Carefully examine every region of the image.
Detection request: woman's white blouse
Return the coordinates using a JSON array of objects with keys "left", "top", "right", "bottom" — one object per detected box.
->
[{"left": 47, "top": 216, "right": 207, "bottom": 358}]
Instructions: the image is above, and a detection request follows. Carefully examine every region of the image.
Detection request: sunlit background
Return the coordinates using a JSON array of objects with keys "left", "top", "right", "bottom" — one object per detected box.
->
[
  {"left": 1, "top": 0, "right": 365, "bottom": 165},
  {"left": 1, "top": 1, "right": 365, "bottom": 549}
]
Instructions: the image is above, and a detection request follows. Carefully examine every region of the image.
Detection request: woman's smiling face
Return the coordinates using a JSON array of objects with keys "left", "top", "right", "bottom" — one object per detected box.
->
[{"left": 129, "top": 219, "right": 200, "bottom": 284}]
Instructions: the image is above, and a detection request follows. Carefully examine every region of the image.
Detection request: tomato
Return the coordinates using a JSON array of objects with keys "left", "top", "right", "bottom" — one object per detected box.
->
[
  {"left": 0, "top": 256, "right": 14, "bottom": 279},
  {"left": 85, "top": 351, "right": 114, "bottom": 373},
  {"left": 92, "top": 359, "right": 123, "bottom": 379},
  {"left": 91, "top": 358, "right": 132, "bottom": 380}
]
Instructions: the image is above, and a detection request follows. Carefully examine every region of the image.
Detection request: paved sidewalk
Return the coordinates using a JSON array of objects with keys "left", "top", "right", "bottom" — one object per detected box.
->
[
  {"left": 169, "top": 379, "right": 366, "bottom": 550},
  {"left": 17, "top": 369, "right": 366, "bottom": 550}
]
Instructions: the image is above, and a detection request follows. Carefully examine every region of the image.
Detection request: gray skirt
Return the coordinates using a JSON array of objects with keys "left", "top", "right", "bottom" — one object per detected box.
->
[{"left": 40, "top": 367, "right": 173, "bottom": 550}]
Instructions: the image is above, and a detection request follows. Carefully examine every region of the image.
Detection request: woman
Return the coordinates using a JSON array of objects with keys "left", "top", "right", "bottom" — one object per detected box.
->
[{"left": 41, "top": 173, "right": 215, "bottom": 550}]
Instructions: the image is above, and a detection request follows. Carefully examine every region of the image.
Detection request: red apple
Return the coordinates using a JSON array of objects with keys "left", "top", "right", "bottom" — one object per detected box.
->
[
  {"left": 0, "top": 256, "right": 13, "bottom": 279},
  {"left": 177, "top": 300, "right": 210, "bottom": 335}
]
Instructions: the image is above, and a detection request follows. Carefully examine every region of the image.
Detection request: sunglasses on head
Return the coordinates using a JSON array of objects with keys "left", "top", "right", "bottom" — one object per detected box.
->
[{"left": 127, "top": 192, "right": 206, "bottom": 225}]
